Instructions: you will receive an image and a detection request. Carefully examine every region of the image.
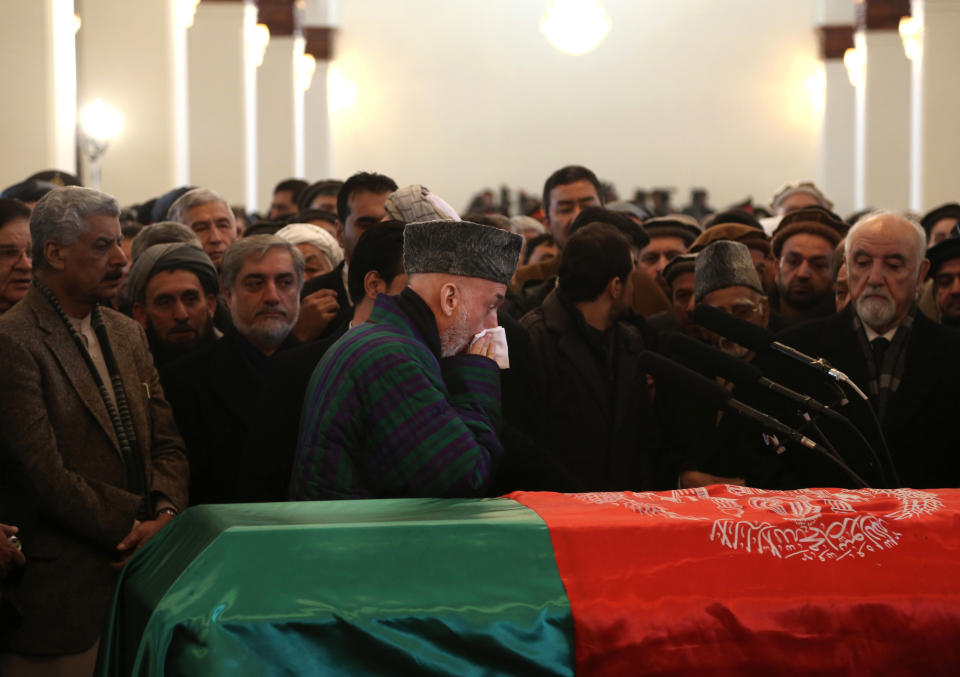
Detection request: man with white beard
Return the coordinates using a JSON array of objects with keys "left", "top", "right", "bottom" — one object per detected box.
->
[{"left": 773, "top": 211, "right": 960, "bottom": 489}]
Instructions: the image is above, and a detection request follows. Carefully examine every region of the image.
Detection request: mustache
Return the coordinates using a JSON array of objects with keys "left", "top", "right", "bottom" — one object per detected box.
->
[
  {"left": 103, "top": 270, "right": 123, "bottom": 281},
  {"left": 254, "top": 306, "right": 287, "bottom": 317}
]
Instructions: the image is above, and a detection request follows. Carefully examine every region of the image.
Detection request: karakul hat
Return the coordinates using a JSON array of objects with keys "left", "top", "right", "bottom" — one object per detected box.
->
[
  {"left": 694, "top": 240, "right": 764, "bottom": 303},
  {"left": 404, "top": 220, "right": 523, "bottom": 285}
]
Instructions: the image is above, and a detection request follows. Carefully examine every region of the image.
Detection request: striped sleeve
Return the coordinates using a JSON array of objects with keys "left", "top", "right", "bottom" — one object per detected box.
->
[{"left": 358, "top": 346, "right": 504, "bottom": 498}]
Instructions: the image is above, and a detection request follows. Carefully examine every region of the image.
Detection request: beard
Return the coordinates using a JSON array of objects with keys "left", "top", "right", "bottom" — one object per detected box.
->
[
  {"left": 440, "top": 303, "right": 474, "bottom": 358},
  {"left": 146, "top": 315, "right": 216, "bottom": 365},
  {"left": 781, "top": 279, "right": 826, "bottom": 310},
  {"left": 855, "top": 289, "right": 896, "bottom": 332},
  {"left": 231, "top": 303, "right": 299, "bottom": 350}
]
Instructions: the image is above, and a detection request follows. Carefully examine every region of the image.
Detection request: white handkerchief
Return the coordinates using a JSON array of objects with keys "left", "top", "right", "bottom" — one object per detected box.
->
[{"left": 470, "top": 326, "right": 509, "bottom": 369}]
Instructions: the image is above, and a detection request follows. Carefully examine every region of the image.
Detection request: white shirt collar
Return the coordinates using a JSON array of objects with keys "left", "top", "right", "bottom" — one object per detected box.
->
[{"left": 863, "top": 323, "right": 898, "bottom": 343}]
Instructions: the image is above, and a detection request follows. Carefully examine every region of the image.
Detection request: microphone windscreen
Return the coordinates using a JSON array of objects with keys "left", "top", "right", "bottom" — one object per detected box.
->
[
  {"left": 692, "top": 304, "right": 774, "bottom": 353},
  {"left": 663, "top": 332, "right": 763, "bottom": 385},
  {"left": 638, "top": 350, "right": 732, "bottom": 409}
]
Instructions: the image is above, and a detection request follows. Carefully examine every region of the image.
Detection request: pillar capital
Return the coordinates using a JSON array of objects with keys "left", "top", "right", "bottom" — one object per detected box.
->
[
  {"left": 303, "top": 26, "right": 336, "bottom": 60},
  {"left": 856, "top": 0, "right": 911, "bottom": 31},
  {"left": 258, "top": 0, "right": 302, "bottom": 37},
  {"left": 817, "top": 25, "right": 855, "bottom": 59}
]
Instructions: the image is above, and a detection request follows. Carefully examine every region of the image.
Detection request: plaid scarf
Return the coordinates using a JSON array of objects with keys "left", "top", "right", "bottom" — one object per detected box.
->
[
  {"left": 35, "top": 281, "right": 148, "bottom": 504},
  {"left": 852, "top": 304, "right": 915, "bottom": 420}
]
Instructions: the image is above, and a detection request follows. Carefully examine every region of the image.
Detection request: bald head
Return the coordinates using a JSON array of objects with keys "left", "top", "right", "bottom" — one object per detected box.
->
[{"left": 844, "top": 212, "right": 929, "bottom": 334}]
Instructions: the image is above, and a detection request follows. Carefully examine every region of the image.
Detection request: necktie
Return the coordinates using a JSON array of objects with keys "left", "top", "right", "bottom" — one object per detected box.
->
[{"left": 871, "top": 337, "right": 890, "bottom": 373}]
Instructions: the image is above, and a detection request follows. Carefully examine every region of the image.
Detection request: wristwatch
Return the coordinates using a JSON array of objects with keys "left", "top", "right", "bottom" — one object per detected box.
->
[{"left": 156, "top": 507, "right": 178, "bottom": 520}]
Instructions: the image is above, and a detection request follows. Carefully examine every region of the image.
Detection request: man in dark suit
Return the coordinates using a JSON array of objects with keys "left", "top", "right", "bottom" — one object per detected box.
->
[
  {"left": 161, "top": 235, "right": 303, "bottom": 505},
  {"left": 521, "top": 223, "right": 664, "bottom": 491},
  {"left": 0, "top": 187, "right": 189, "bottom": 675},
  {"left": 769, "top": 211, "right": 960, "bottom": 489},
  {"left": 235, "top": 222, "right": 406, "bottom": 502}
]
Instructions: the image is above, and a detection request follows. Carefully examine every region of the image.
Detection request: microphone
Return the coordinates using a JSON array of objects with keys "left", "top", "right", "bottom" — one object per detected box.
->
[
  {"left": 662, "top": 332, "right": 841, "bottom": 421},
  {"left": 639, "top": 350, "right": 817, "bottom": 452},
  {"left": 692, "top": 304, "right": 867, "bottom": 400},
  {"left": 639, "top": 350, "right": 870, "bottom": 488}
]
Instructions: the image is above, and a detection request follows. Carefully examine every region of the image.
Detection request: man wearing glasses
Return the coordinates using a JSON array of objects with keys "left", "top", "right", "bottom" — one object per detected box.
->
[{"left": 0, "top": 199, "right": 33, "bottom": 316}]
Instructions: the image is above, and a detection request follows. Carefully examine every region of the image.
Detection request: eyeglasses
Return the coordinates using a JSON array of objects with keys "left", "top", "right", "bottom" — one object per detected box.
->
[{"left": 0, "top": 245, "right": 31, "bottom": 262}]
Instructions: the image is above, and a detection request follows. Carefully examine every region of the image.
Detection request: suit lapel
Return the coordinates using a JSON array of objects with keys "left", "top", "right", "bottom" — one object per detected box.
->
[{"left": 30, "top": 294, "right": 122, "bottom": 456}]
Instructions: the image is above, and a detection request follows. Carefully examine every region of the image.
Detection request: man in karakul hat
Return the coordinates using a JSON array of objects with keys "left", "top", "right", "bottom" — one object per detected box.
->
[
  {"left": 290, "top": 219, "right": 523, "bottom": 501},
  {"left": 637, "top": 214, "right": 701, "bottom": 298},
  {"left": 128, "top": 242, "right": 219, "bottom": 366},
  {"left": 655, "top": 240, "right": 779, "bottom": 490},
  {"left": 768, "top": 205, "right": 848, "bottom": 327},
  {"left": 689, "top": 221, "right": 775, "bottom": 299}
]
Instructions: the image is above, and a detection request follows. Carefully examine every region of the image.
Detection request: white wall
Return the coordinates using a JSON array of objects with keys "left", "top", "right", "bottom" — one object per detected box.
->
[{"left": 327, "top": 0, "right": 823, "bottom": 214}]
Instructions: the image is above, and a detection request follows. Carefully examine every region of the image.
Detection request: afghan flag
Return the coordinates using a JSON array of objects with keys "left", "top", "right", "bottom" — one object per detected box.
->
[{"left": 97, "top": 486, "right": 960, "bottom": 676}]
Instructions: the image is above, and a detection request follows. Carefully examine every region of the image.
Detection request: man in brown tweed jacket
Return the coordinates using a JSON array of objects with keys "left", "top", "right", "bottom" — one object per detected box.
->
[{"left": 0, "top": 187, "right": 189, "bottom": 676}]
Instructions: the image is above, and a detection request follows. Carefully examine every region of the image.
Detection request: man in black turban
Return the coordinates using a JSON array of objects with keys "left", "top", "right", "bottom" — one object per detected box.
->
[{"left": 128, "top": 242, "right": 219, "bottom": 366}]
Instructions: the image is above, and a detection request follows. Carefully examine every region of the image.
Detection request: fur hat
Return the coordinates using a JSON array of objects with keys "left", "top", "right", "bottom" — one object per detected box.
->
[
  {"left": 691, "top": 222, "right": 771, "bottom": 257},
  {"left": 770, "top": 205, "right": 848, "bottom": 258},
  {"left": 643, "top": 214, "right": 702, "bottom": 247},
  {"left": 694, "top": 240, "right": 764, "bottom": 303},
  {"left": 404, "top": 220, "right": 522, "bottom": 285}
]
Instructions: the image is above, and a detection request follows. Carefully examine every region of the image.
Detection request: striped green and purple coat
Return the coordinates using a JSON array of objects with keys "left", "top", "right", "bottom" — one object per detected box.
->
[{"left": 289, "top": 290, "right": 504, "bottom": 500}]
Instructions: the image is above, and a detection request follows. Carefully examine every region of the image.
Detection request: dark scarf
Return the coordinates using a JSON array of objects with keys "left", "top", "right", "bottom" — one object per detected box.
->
[
  {"left": 394, "top": 287, "right": 442, "bottom": 359},
  {"left": 852, "top": 304, "right": 915, "bottom": 420},
  {"left": 35, "top": 281, "right": 148, "bottom": 503},
  {"left": 146, "top": 321, "right": 218, "bottom": 367}
]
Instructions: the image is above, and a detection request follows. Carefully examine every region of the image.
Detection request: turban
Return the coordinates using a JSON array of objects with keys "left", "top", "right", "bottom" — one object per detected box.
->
[
  {"left": 127, "top": 243, "right": 218, "bottom": 304},
  {"left": 275, "top": 223, "right": 344, "bottom": 270}
]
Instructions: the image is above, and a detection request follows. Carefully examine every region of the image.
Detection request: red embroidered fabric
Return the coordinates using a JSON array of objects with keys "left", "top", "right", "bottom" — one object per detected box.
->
[{"left": 509, "top": 486, "right": 960, "bottom": 676}]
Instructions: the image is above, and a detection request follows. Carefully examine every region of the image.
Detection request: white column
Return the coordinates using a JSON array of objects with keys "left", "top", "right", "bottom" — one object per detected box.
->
[
  {"left": 256, "top": 36, "right": 305, "bottom": 212},
  {"left": 853, "top": 29, "right": 911, "bottom": 210},
  {"left": 820, "top": 60, "right": 856, "bottom": 216},
  {"left": 77, "top": 0, "right": 189, "bottom": 204},
  {"left": 188, "top": 0, "right": 258, "bottom": 209},
  {"left": 909, "top": 0, "right": 960, "bottom": 211},
  {"left": 303, "top": 0, "right": 335, "bottom": 180},
  {"left": 0, "top": 0, "right": 77, "bottom": 187},
  {"left": 815, "top": 1, "right": 857, "bottom": 216}
]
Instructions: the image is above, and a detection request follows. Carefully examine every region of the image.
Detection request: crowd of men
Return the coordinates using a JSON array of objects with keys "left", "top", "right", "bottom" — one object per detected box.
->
[{"left": 0, "top": 165, "right": 959, "bottom": 673}]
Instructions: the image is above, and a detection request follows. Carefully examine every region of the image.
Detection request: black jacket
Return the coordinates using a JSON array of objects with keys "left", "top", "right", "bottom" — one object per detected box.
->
[
  {"left": 160, "top": 330, "right": 299, "bottom": 504},
  {"left": 520, "top": 289, "right": 665, "bottom": 491},
  {"left": 765, "top": 307, "right": 960, "bottom": 489}
]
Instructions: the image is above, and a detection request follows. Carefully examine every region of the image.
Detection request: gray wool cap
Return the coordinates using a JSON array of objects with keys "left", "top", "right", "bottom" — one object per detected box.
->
[
  {"left": 694, "top": 240, "right": 764, "bottom": 303},
  {"left": 403, "top": 220, "right": 523, "bottom": 285}
]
